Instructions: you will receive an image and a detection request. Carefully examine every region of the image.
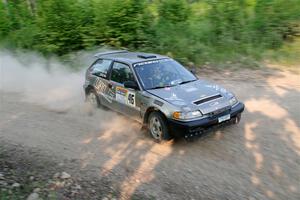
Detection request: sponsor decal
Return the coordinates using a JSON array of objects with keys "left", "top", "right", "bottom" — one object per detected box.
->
[
  {"left": 165, "top": 93, "right": 183, "bottom": 101},
  {"left": 107, "top": 89, "right": 115, "bottom": 98},
  {"left": 94, "top": 78, "right": 107, "bottom": 93},
  {"left": 94, "top": 78, "right": 113, "bottom": 103},
  {"left": 116, "top": 86, "right": 136, "bottom": 107},
  {"left": 104, "top": 88, "right": 114, "bottom": 103},
  {"left": 134, "top": 58, "right": 171, "bottom": 67}
]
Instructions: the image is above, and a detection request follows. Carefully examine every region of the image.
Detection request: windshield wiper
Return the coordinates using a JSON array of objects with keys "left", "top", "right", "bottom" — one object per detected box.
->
[
  {"left": 179, "top": 79, "right": 197, "bottom": 85},
  {"left": 149, "top": 80, "right": 196, "bottom": 90}
]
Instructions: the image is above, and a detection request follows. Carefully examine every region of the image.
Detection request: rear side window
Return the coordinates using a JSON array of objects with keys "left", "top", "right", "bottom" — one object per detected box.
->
[
  {"left": 91, "top": 59, "right": 112, "bottom": 78},
  {"left": 111, "top": 62, "right": 135, "bottom": 84}
]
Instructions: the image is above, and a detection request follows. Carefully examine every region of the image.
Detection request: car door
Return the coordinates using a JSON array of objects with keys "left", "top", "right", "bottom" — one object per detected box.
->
[
  {"left": 88, "top": 59, "right": 114, "bottom": 107},
  {"left": 109, "top": 62, "right": 141, "bottom": 120}
]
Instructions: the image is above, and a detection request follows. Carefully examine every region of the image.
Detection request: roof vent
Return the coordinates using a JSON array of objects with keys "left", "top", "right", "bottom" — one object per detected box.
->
[{"left": 137, "top": 54, "right": 157, "bottom": 59}]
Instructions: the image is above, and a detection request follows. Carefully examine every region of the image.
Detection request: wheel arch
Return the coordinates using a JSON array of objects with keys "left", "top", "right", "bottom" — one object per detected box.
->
[
  {"left": 85, "top": 85, "right": 95, "bottom": 96},
  {"left": 143, "top": 107, "right": 168, "bottom": 125}
]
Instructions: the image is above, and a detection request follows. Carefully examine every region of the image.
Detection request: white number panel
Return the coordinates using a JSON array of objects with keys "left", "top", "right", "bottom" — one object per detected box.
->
[
  {"left": 116, "top": 87, "right": 136, "bottom": 107},
  {"left": 127, "top": 92, "right": 135, "bottom": 107}
]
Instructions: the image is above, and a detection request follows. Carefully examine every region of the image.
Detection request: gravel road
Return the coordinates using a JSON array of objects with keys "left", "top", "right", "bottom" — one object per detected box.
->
[{"left": 0, "top": 67, "right": 299, "bottom": 200}]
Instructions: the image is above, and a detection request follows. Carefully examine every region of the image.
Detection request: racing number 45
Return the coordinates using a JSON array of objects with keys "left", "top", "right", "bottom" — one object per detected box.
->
[{"left": 127, "top": 93, "right": 135, "bottom": 107}]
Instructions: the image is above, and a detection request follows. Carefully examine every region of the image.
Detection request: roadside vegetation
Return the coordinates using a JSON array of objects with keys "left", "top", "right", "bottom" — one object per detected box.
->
[{"left": 0, "top": 0, "right": 299, "bottom": 65}]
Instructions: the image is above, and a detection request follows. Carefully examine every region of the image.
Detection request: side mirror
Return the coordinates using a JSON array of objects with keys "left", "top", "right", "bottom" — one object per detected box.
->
[{"left": 124, "top": 81, "right": 139, "bottom": 90}]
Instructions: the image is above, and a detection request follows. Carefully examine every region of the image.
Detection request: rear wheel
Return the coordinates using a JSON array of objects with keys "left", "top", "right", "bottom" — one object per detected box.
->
[
  {"left": 85, "top": 90, "right": 101, "bottom": 115},
  {"left": 86, "top": 90, "right": 100, "bottom": 108},
  {"left": 148, "top": 112, "right": 172, "bottom": 142}
]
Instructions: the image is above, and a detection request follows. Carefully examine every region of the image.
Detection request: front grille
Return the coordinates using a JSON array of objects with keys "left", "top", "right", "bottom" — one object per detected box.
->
[
  {"left": 184, "top": 117, "right": 236, "bottom": 139},
  {"left": 194, "top": 94, "right": 222, "bottom": 105},
  {"left": 208, "top": 106, "right": 231, "bottom": 117}
]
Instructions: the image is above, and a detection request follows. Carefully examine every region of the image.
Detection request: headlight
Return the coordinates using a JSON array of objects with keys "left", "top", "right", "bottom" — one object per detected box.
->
[
  {"left": 229, "top": 96, "right": 238, "bottom": 107},
  {"left": 173, "top": 110, "right": 202, "bottom": 120}
]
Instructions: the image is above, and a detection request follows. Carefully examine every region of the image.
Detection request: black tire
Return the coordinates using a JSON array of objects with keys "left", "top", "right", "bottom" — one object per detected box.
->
[
  {"left": 85, "top": 89, "right": 101, "bottom": 116},
  {"left": 234, "top": 113, "right": 241, "bottom": 124},
  {"left": 148, "top": 111, "right": 173, "bottom": 142}
]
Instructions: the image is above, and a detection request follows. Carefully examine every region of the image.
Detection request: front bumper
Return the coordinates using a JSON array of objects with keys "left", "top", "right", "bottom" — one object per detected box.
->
[{"left": 167, "top": 102, "right": 245, "bottom": 138}]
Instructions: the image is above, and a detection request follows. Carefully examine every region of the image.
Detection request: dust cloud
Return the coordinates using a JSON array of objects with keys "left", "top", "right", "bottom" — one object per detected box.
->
[
  {"left": 0, "top": 50, "right": 139, "bottom": 133},
  {"left": 0, "top": 50, "right": 88, "bottom": 111}
]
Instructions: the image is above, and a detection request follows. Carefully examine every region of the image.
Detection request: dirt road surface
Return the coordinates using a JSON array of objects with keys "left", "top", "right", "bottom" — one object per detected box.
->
[{"left": 1, "top": 67, "right": 299, "bottom": 200}]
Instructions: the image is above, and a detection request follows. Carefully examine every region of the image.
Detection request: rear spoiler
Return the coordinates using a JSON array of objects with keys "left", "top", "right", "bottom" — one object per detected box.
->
[{"left": 94, "top": 50, "right": 128, "bottom": 58}]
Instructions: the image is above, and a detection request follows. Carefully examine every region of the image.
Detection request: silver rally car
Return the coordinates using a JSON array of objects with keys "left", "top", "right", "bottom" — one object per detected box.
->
[{"left": 84, "top": 51, "right": 245, "bottom": 142}]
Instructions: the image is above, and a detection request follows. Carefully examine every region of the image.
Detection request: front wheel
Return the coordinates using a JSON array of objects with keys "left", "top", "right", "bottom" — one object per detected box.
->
[
  {"left": 148, "top": 112, "right": 173, "bottom": 142},
  {"left": 234, "top": 113, "right": 241, "bottom": 124}
]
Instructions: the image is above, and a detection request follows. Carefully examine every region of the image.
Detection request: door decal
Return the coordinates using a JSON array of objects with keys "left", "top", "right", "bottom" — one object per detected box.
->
[
  {"left": 95, "top": 78, "right": 107, "bottom": 93},
  {"left": 127, "top": 92, "right": 135, "bottom": 107},
  {"left": 116, "top": 86, "right": 135, "bottom": 107},
  {"left": 95, "top": 78, "right": 112, "bottom": 103}
]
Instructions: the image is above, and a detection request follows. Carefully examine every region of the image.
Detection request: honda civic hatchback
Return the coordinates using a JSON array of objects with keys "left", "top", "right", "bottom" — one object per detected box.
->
[{"left": 83, "top": 51, "right": 244, "bottom": 142}]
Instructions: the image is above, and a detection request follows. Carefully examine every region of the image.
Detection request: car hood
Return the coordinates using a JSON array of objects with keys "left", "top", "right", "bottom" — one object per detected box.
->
[{"left": 147, "top": 80, "right": 232, "bottom": 114}]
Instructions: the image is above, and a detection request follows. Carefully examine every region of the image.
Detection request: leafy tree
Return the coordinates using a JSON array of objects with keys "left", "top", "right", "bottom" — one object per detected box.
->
[
  {"left": 0, "top": 0, "right": 299, "bottom": 64},
  {"left": 74, "top": 0, "right": 97, "bottom": 48},
  {"left": 35, "top": 0, "right": 83, "bottom": 55},
  {"left": 0, "top": 0, "right": 37, "bottom": 49},
  {"left": 104, "top": 0, "right": 152, "bottom": 48},
  {"left": 206, "top": 0, "right": 249, "bottom": 47},
  {"left": 253, "top": 0, "right": 300, "bottom": 48},
  {"left": 0, "top": 2, "right": 10, "bottom": 39},
  {"left": 153, "top": 0, "right": 192, "bottom": 60},
  {"left": 158, "top": 0, "right": 190, "bottom": 23}
]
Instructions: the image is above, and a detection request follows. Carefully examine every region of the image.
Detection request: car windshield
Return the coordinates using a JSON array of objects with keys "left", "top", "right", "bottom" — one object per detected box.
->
[{"left": 134, "top": 59, "right": 197, "bottom": 90}]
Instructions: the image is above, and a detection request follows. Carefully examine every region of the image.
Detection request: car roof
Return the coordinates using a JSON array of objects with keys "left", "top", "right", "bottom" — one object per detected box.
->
[{"left": 95, "top": 51, "right": 169, "bottom": 65}]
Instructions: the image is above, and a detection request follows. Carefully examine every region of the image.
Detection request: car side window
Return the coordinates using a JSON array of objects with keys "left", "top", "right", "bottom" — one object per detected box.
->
[
  {"left": 91, "top": 59, "right": 112, "bottom": 78},
  {"left": 111, "top": 62, "right": 135, "bottom": 84}
]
